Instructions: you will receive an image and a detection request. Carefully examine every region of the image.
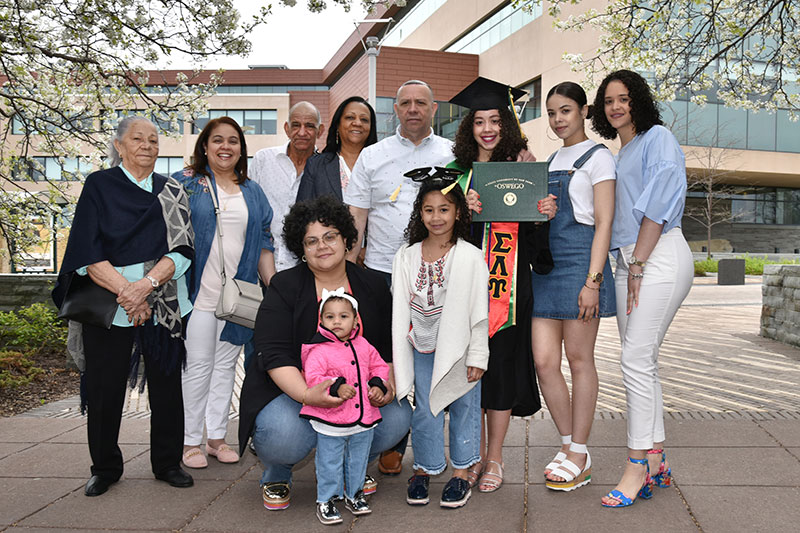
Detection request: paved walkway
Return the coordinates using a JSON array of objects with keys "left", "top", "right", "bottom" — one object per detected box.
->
[{"left": 3, "top": 277, "right": 799, "bottom": 532}]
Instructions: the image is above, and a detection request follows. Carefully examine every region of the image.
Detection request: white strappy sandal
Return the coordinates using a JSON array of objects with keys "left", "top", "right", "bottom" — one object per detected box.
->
[
  {"left": 543, "top": 434, "right": 571, "bottom": 477},
  {"left": 546, "top": 442, "right": 592, "bottom": 491}
]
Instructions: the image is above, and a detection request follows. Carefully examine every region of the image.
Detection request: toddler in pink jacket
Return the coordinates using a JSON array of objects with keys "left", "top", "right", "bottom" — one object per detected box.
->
[{"left": 300, "top": 288, "right": 390, "bottom": 524}]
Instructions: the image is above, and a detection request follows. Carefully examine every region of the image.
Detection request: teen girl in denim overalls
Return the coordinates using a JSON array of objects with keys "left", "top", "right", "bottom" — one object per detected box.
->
[{"left": 530, "top": 81, "right": 617, "bottom": 494}]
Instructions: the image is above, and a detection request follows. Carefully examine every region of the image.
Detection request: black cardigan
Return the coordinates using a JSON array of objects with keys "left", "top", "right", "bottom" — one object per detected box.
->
[
  {"left": 295, "top": 152, "right": 342, "bottom": 203},
  {"left": 238, "top": 260, "right": 392, "bottom": 454}
]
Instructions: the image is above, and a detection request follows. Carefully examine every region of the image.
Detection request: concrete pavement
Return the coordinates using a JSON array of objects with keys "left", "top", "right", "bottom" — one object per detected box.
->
[{"left": 2, "top": 276, "right": 799, "bottom": 532}]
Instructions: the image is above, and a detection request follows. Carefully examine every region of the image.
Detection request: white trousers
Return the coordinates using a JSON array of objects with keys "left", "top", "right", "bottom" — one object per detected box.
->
[
  {"left": 615, "top": 228, "right": 693, "bottom": 450},
  {"left": 182, "top": 310, "right": 241, "bottom": 445}
]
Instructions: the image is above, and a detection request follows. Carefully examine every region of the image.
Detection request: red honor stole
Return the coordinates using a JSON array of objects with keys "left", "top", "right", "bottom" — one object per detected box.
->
[{"left": 482, "top": 222, "right": 518, "bottom": 337}]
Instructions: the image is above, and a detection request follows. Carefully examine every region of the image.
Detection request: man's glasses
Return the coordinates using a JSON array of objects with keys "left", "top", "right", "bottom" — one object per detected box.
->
[
  {"left": 303, "top": 231, "right": 341, "bottom": 249},
  {"left": 404, "top": 166, "right": 464, "bottom": 183}
]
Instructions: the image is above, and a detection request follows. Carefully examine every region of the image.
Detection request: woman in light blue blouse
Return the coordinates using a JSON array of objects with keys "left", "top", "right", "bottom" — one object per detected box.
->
[{"left": 591, "top": 70, "right": 693, "bottom": 508}]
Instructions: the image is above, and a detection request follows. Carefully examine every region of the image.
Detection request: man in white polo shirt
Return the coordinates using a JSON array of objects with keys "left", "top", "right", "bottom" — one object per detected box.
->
[
  {"left": 345, "top": 80, "right": 453, "bottom": 283},
  {"left": 250, "top": 101, "right": 324, "bottom": 272}
]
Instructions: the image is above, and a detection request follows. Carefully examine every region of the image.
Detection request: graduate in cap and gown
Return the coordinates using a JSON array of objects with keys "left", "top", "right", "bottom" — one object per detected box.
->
[{"left": 446, "top": 76, "right": 556, "bottom": 492}]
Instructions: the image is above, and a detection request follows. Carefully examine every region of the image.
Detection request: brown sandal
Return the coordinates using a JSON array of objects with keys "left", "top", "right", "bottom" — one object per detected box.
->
[
  {"left": 478, "top": 460, "right": 504, "bottom": 493},
  {"left": 467, "top": 461, "right": 483, "bottom": 488}
]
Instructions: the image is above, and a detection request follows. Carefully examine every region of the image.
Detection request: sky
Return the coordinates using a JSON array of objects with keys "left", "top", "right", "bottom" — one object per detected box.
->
[{"left": 169, "top": 2, "right": 370, "bottom": 70}]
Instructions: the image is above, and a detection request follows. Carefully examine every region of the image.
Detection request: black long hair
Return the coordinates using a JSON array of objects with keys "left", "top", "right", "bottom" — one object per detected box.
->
[
  {"left": 322, "top": 96, "right": 378, "bottom": 154},
  {"left": 404, "top": 180, "right": 472, "bottom": 245},
  {"left": 591, "top": 69, "right": 662, "bottom": 140},
  {"left": 546, "top": 81, "right": 594, "bottom": 119},
  {"left": 452, "top": 107, "right": 527, "bottom": 169}
]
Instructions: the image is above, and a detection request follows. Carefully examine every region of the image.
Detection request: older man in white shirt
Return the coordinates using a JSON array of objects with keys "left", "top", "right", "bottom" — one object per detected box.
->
[
  {"left": 250, "top": 101, "right": 324, "bottom": 272},
  {"left": 345, "top": 80, "right": 453, "bottom": 281}
]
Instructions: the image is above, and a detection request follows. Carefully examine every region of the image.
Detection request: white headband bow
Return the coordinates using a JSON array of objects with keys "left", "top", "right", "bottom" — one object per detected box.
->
[{"left": 319, "top": 287, "right": 359, "bottom": 315}]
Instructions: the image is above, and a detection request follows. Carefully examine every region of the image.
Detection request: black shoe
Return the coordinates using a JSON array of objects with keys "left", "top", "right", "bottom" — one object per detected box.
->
[
  {"left": 440, "top": 476, "right": 471, "bottom": 508},
  {"left": 344, "top": 490, "right": 372, "bottom": 515},
  {"left": 316, "top": 498, "right": 343, "bottom": 525},
  {"left": 84, "top": 475, "right": 116, "bottom": 497},
  {"left": 406, "top": 474, "right": 430, "bottom": 505},
  {"left": 155, "top": 467, "right": 194, "bottom": 488}
]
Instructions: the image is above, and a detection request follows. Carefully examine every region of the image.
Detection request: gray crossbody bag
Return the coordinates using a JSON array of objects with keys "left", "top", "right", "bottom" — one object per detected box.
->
[{"left": 206, "top": 181, "right": 262, "bottom": 329}]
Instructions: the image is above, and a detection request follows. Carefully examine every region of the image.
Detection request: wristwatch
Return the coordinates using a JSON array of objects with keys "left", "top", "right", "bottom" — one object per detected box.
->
[
  {"left": 144, "top": 275, "right": 159, "bottom": 288},
  {"left": 629, "top": 255, "right": 646, "bottom": 268},
  {"left": 586, "top": 272, "right": 604, "bottom": 284}
]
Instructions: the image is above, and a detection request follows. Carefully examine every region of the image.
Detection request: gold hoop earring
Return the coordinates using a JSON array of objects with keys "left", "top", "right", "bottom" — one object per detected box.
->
[
  {"left": 546, "top": 126, "right": 560, "bottom": 142},
  {"left": 301, "top": 255, "right": 307, "bottom": 262}
]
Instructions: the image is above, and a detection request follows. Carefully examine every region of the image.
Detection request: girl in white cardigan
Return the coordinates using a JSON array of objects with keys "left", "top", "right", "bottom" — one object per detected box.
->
[{"left": 392, "top": 177, "right": 490, "bottom": 510}]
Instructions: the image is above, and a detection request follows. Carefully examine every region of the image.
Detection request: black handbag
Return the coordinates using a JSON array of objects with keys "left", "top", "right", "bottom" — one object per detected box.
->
[{"left": 57, "top": 272, "right": 118, "bottom": 329}]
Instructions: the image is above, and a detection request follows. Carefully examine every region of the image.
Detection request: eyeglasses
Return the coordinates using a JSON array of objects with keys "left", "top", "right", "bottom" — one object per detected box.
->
[
  {"left": 303, "top": 231, "right": 341, "bottom": 249},
  {"left": 404, "top": 166, "right": 464, "bottom": 183}
]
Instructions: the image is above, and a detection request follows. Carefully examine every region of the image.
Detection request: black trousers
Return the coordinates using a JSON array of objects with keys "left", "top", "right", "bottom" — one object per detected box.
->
[{"left": 83, "top": 323, "right": 184, "bottom": 479}]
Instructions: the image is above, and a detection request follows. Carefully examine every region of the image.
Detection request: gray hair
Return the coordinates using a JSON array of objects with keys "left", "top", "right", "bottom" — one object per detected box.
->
[
  {"left": 288, "top": 101, "right": 321, "bottom": 126},
  {"left": 106, "top": 116, "right": 156, "bottom": 167},
  {"left": 397, "top": 80, "right": 435, "bottom": 101}
]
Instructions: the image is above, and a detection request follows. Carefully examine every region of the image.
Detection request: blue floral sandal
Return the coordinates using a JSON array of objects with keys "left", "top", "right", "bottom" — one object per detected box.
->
[
  {"left": 648, "top": 448, "right": 672, "bottom": 487},
  {"left": 601, "top": 457, "right": 654, "bottom": 508}
]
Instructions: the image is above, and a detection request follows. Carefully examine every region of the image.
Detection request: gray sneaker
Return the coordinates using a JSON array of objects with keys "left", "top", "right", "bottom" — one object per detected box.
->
[
  {"left": 316, "top": 499, "right": 343, "bottom": 525},
  {"left": 344, "top": 490, "right": 372, "bottom": 515}
]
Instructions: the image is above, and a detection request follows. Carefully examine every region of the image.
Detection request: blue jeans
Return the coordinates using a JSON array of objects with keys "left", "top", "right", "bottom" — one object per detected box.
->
[
  {"left": 411, "top": 349, "right": 482, "bottom": 474},
  {"left": 252, "top": 393, "right": 412, "bottom": 485},
  {"left": 315, "top": 430, "right": 374, "bottom": 502}
]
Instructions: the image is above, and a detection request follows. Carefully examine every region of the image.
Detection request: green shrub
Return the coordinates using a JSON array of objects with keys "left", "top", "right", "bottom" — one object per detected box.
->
[
  {"left": 694, "top": 262, "right": 707, "bottom": 276},
  {"left": 0, "top": 304, "right": 68, "bottom": 389},
  {"left": 692, "top": 254, "right": 800, "bottom": 276},
  {"left": 0, "top": 350, "right": 43, "bottom": 388},
  {"left": 0, "top": 303, "right": 67, "bottom": 353},
  {"left": 694, "top": 257, "right": 718, "bottom": 274}
]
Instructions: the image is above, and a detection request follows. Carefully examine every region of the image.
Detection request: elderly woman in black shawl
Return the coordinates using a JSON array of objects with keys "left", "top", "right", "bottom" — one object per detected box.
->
[{"left": 52, "top": 116, "right": 194, "bottom": 497}]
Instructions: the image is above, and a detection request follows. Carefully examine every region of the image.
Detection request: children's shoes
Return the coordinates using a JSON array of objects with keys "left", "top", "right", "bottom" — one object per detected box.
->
[
  {"left": 316, "top": 498, "right": 343, "bottom": 525},
  {"left": 345, "top": 490, "right": 372, "bottom": 515}
]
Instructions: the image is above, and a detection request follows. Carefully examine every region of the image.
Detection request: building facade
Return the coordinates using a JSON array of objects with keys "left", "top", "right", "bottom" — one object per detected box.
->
[{"left": 4, "top": 0, "right": 798, "bottom": 272}]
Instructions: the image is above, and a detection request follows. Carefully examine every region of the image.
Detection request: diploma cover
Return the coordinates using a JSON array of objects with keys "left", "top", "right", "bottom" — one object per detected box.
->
[{"left": 471, "top": 162, "right": 548, "bottom": 222}]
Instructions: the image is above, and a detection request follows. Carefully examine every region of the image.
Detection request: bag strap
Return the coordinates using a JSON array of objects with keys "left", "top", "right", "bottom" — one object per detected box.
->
[{"left": 205, "top": 179, "right": 228, "bottom": 285}]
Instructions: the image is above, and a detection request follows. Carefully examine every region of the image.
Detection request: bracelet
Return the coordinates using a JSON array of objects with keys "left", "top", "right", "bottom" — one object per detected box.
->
[
  {"left": 630, "top": 272, "right": 644, "bottom": 279},
  {"left": 584, "top": 283, "right": 599, "bottom": 290},
  {"left": 301, "top": 388, "right": 309, "bottom": 406}
]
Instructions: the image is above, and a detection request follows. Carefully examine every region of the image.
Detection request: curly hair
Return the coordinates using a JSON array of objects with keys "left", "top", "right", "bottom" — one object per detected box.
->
[
  {"left": 282, "top": 196, "right": 358, "bottom": 260},
  {"left": 452, "top": 107, "right": 528, "bottom": 169},
  {"left": 190, "top": 116, "right": 248, "bottom": 184},
  {"left": 591, "top": 69, "right": 662, "bottom": 140},
  {"left": 322, "top": 97, "right": 378, "bottom": 154},
  {"left": 404, "top": 180, "right": 472, "bottom": 246}
]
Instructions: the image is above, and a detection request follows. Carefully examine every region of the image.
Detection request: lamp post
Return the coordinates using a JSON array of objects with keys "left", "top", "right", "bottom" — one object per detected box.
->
[
  {"left": 365, "top": 36, "right": 380, "bottom": 109},
  {"left": 354, "top": 18, "right": 394, "bottom": 110}
]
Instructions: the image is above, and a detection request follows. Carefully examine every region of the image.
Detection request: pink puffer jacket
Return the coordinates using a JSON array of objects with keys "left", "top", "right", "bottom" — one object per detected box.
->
[{"left": 299, "top": 325, "right": 390, "bottom": 428}]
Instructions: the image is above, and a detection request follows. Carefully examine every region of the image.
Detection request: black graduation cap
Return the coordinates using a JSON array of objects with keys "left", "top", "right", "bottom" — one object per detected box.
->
[
  {"left": 404, "top": 166, "right": 464, "bottom": 183},
  {"left": 449, "top": 76, "right": 527, "bottom": 110}
]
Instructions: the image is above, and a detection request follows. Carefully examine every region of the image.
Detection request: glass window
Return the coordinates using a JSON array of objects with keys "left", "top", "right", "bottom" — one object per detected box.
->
[
  {"left": 10, "top": 157, "right": 90, "bottom": 181},
  {"left": 717, "top": 106, "right": 747, "bottom": 149},
  {"left": 661, "top": 100, "right": 688, "bottom": 144},
  {"left": 227, "top": 110, "right": 244, "bottom": 126},
  {"left": 193, "top": 109, "right": 277, "bottom": 134},
  {"left": 776, "top": 110, "right": 800, "bottom": 152},
  {"left": 155, "top": 157, "right": 185, "bottom": 176},
  {"left": 747, "top": 110, "right": 776, "bottom": 151},
  {"left": 687, "top": 102, "right": 718, "bottom": 145},
  {"left": 518, "top": 78, "right": 541, "bottom": 122},
  {"left": 447, "top": 2, "right": 542, "bottom": 55}
]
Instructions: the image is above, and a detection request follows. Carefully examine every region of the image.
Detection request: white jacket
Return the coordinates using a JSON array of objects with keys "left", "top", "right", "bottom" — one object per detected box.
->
[{"left": 392, "top": 239, "right": 489, "bottom": 416}]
